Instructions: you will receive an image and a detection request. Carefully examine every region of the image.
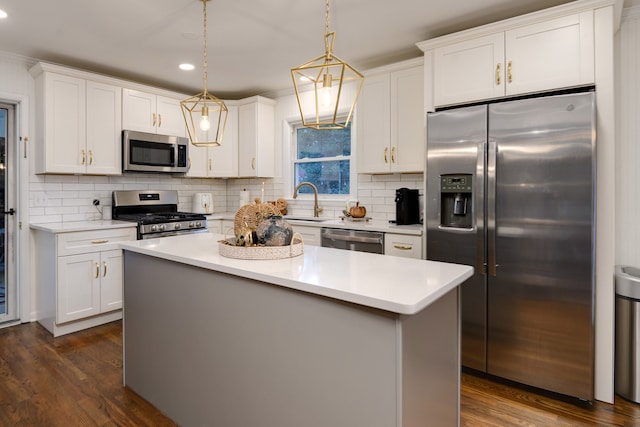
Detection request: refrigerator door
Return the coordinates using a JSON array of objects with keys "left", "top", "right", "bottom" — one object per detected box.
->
[
  {"left": 487, "top": 92, "right": 595, "bottom": 400},
  {"left": 426, "top": 105, "right": 488, "bottom": 371}
]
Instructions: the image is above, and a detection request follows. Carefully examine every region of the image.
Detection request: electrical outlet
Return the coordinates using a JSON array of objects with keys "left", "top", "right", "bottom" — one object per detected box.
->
[{"left": 34, "top": 193, "right": 48, "bottom": 207}]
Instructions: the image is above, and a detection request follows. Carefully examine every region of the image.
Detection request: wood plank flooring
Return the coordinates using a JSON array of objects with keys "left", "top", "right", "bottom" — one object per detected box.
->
[{"left": 0, "top": 320, "right": 639, "bottom": 426}]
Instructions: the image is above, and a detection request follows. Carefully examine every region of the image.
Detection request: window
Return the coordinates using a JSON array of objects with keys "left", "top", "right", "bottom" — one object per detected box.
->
[{"left": 293, "top": 123, "right": 352, "bottom": 196}]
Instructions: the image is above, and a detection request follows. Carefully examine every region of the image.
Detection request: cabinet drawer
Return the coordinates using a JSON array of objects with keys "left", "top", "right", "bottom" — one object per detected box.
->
[
  {"left": 384, "top": 234, "right": 422, "bottom": 259},
  {"left": 57, "top": 227, "right": 137, "bottom": 256}
]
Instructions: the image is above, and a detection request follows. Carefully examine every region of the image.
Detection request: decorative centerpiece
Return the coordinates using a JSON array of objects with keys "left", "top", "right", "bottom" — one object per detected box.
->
[{"left": 219, "top": 202, "right": 303, "bottom": 259}]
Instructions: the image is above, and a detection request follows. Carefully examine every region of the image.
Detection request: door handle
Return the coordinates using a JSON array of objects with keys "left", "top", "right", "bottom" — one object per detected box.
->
[
  {"left": 2, "top": 208, "right": 15, "bottom": 215},
  {"left": 487, "top": 140, "right": 497, "bottom": 277}
]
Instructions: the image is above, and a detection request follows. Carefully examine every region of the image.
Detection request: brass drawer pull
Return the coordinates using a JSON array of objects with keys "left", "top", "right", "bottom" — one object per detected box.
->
[
  {"left": 103, "top": 261, "right": 107, "bottom": 277},
  {"left": 91, "top": 239, "right": 109, "bottom": 244},
  {"left": 496, "top": 63, "right": 501, "bottom": 85},
  {"left": 507, "top": 61, "right": 513, "bottom": 83},
  {"left": 95, "top": 262, "right": 100, "bottom": 279},
  {"left": 393, "top": 244, "right": 413, "bottom": 251}
]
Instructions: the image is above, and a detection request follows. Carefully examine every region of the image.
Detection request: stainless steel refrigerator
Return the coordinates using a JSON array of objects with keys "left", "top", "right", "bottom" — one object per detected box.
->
[{"left": 426, "top": 91, "right": 596, "bottom": 400}]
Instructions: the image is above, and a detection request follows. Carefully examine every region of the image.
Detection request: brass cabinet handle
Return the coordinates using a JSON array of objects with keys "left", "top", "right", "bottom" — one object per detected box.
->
[
  {"left": 158, "top": 114, "right": 162, "bottom": 127},
  {"left": 393, "top": 244, "right": 413, "bottom": 251},
  {"left": 496, "top": 63, "right": 501, "bottom": 85},
  {"left": 209, "top": 159, "right": 212, "bottom": 171},
  {"left": 384, "top": 147, "right": 388, "bottom": 164},
  {"left": 91, "top": 239, "right": 109, "bottom": 244},
  {"left": 89, "top": 149, "right": 93, "bottom": 165},
  {"left": 95, "top": 262, "right": 100, "bottom": 279},
  {"left": 251, "top": 158, "right": 256, "bottom": 170},
  {"left": 152, "top": 113, "right": 157, "bottom": 127},
  {"left": 188, "top": 157, "right": 191, "bottom": 169},
  {"left": 507, "top": 61, "right": 513, "bottom": 83},
  {"left": 81, "top": 149, "right": 86, "bottom": 165},
  {"left": 391, "top": 147, "right": 396, "bottom": 164},
  {"left": 103, "top": 261, "right": 107, "bottom": 277}
]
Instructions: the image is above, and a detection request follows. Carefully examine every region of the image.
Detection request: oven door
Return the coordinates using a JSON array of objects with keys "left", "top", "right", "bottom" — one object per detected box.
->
[{"left": 141, "top": 228, "right": 208, "bottom": 240}]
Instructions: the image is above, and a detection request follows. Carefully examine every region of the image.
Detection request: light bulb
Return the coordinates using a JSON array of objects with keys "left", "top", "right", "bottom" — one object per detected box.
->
[
  {"left": 200, "top": 106, "right": 211, "bottom": 131},
  {"left": 320, "top": 73, "right": 333, "bottom": 108}
]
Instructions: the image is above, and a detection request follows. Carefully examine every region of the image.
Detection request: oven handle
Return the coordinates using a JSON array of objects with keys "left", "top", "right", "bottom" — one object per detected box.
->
[{"left": 321, "top": 231, "right": 383, "bottom": 244}]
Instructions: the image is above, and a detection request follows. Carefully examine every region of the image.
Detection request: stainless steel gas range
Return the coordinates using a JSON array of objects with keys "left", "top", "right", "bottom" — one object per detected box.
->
[{"left": 112, "top": 190, "right": 207, "bottom": 239}]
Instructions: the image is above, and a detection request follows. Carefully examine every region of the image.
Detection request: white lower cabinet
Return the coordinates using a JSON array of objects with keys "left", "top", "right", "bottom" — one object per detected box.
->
[
  {"left": 34, "top": 226, "right": 137, "bottom": 337},
  {"left": 384, "top": 233, "right": 422, "bottom": 259},
  {"left": 292, "top": 224, "right": 321, "bottom": 247}
]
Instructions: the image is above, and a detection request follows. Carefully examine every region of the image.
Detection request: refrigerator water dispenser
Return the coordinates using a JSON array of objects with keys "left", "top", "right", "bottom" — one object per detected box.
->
[{"left": 440, "top": 174, "right": 472, "bottom": 229}]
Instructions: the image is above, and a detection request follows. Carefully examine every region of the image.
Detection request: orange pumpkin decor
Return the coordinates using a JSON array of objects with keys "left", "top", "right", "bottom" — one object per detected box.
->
[{"left": 349, "top": 202, "right": 366, "bottom": 218}]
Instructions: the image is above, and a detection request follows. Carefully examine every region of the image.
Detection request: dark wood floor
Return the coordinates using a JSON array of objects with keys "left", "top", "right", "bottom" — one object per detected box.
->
[{"left": 1, "top": 320, "right": 639, "bottom": 426}]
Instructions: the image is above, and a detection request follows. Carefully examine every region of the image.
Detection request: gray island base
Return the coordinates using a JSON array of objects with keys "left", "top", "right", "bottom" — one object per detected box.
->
[{"left": 122, "top": 238, "right": 468, "bottom": 427}]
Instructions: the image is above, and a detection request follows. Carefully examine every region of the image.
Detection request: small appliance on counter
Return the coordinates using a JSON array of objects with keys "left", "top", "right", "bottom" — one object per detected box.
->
[
  {"left": 192, "top": 193, "right": 213, "bottom": 214},
  {"left": 395, "top": 188, "right": 421, "bottom": 225}
]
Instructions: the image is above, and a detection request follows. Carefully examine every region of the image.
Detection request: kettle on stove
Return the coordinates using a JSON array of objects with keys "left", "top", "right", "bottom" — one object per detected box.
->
[{"left": 192, "top": 193, "right": 213, "bottom": 214}]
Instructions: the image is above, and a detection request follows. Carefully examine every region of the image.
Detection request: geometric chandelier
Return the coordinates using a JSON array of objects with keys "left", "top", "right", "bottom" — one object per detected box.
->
[
  {"left": 291, "top": 0, "right": 364, "bottom": 130},
  {"left": 181, "top": 0, "right": 228, "bottom": 147}
]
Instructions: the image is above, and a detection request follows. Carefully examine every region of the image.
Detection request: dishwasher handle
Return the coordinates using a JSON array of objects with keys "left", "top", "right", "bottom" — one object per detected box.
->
[{"left": 321, "top": 230, "right": 383, "bottom": 244}]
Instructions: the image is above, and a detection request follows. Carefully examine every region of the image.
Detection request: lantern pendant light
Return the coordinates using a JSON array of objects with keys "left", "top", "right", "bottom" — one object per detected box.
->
[
  {"left": 181, "top": 0, "right": 228, "bottom": 147},
  {"left": 291, "top": 0, "right": 364, "bottom": 130}
]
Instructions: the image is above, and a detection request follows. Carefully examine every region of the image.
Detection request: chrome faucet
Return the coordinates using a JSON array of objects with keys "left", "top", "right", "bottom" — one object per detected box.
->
[{"left": 293, "top": 182, "right": 323, "bottom": 217}]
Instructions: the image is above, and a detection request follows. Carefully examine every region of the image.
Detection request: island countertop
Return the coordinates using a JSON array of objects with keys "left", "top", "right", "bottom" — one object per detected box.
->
[{"left": 119, "top": 232, "right": 472, "bottom": 315}]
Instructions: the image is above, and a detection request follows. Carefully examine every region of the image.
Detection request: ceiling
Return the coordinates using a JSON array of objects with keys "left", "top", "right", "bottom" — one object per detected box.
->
[{"left": 0, "top": 0, "right": 593, "bottom": 99}]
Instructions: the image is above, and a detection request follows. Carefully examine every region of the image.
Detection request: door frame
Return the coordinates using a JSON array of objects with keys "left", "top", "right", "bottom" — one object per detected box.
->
[{"left": 0, "top": 91, "right": 30, "bottom": 326}]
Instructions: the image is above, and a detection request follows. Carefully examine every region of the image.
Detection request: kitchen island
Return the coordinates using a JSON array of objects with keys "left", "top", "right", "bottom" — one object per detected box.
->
[{"left": 120, "top": 233, "right": 473, "bottom": 427}]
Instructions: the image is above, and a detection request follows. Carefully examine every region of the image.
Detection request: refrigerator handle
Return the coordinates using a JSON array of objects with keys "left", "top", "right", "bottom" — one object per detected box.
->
[
  {"left": 487, "top": 140, "right": 497, "bottom": 277},
  {"left": 476, "top": 141, "right": 487, "bottom": 275}
]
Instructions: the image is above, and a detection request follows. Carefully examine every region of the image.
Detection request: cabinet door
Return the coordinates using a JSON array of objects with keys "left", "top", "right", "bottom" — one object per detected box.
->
[
  {"left": 43, "top": 73, "right": 86, "bottom": 174},
  {"left": 390, "top": 66, "right": 425, "bottom": 173},
  {"left": 210, "top": 105, "right": 239, "bottom": 177},
  {"left": 186, "top": 143, "right": 210, "bottom": 177},
  {"left": 238, "top": 103, "right": 258, "bottom": 177},
  {"left": 156, "top": 95, "right": 186, "bottom": 137},
  {"left": 505, "top": 12, "right": 594, "bottom": 96},
  {"left": 356, "top": 74, "right": 391, "bottom": 173},
  {"left": 86, "top": 81, "right": 122, "bottom": 175},
  {"left": 292, "top": 225, "right": 321, "bottom": 246},
  {"left": 100, "top": 250, "right": 124, "bottom": 312},
  {"left": 433, "top": 33, "right": 505, "bottom": 106},
  {"left": 57, "top": 253, "right": 101, "bottom": 323},
  {"left": 122, "top": 89, "right": 156, "bottom": 133}
]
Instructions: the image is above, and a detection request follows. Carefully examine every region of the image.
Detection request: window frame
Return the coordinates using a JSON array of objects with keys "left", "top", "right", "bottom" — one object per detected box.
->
[{"left": 284, "top": 117, "right": 357, "bottom": 203}]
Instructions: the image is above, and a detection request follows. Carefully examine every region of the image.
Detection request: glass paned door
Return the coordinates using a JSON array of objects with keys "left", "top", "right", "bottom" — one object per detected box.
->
[{"left": 0, "top": 103, "right": 16, "bottom": 323}]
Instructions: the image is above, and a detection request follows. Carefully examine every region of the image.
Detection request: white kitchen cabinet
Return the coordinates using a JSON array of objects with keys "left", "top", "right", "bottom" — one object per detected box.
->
[
  {"left": 384, "top": 233, "right": 422, "bottom": 259},
  {"left": 207, "top": 219, "right": 223, "bottom": 234},
  {"left": 238, "top": 96, "right": 276, "bottom": 177},
  {"left": 432, "top": 11, "right": 594, "bottom": 107},
  {"left": 292, "top": 224, "right": 321, "bottom": 247},
  {"left": 122, "top": 88, "right": 185, "bottom": 136},
  {"left": 221, "top": 219, "right": 235, "bottom": 236},
  {"left": 30, "top": 65, "right": 122, "bottom": 175},
  {"left": 33, "top": 226, "right": 137, "bottom": 336},
  {"left": 357, "top": 63, "right": 425, "bottom": 174},
  {"left": 187, "top": 105, "right": 239, "bottom": 178}
]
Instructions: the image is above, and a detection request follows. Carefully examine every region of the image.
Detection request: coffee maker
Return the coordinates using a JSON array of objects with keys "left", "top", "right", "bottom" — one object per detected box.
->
[{"left": 395, "top": 188, "right": 421, "bottom": 225}]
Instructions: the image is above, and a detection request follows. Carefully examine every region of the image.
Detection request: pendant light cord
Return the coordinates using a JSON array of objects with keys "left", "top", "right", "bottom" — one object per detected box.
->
[
  {"left": 202, "top": 0, "right": 208, "bottom": 95},
  {"left": 324, "top": 0, "right": 330, "bottom": 37}
]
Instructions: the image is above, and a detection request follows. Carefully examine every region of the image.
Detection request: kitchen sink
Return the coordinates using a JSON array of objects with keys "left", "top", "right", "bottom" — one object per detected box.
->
[{"left": 284, "top": 216, "right": 332, "bottom": 223}]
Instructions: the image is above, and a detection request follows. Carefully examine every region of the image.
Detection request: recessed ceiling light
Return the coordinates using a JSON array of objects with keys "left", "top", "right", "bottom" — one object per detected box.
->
[
  {"left": 179, "top": 63, "right": 195, "bottom": 71},
  {"left": 0, "top": 10, "right": 8, "bottom": 19}
]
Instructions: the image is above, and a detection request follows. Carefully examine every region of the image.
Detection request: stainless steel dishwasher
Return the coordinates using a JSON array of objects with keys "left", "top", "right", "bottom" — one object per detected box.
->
[{"left": 320, "top": 228, "right": 384, "bottom": 254}]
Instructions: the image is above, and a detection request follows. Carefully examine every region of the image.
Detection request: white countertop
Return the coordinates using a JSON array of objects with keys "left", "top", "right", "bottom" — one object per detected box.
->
[
  {"left": 207, "top": 213, "right": 424, "bottom": 236},
  {"left": 30, "top": 220, "right": 137, "bottom": 233},
  {"left": 120, "top": 232, "right": 472, "bottom": 315}
]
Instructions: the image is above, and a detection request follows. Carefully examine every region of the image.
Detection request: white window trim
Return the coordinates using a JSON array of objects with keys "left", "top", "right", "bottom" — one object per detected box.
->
[{"left": 282, "top": 116, "right": 358, "bottom": 205}]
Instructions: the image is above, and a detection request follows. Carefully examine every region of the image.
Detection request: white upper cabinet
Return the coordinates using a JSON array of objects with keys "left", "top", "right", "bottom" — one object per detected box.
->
[
  {"left": 30, "top": 64, "right": 122, "bottom": 175},
  {"left": 122, "top": 89, "right": 185, "bottom": 136},
  {"left": 429, "top": 10, "right": 595, "bottom": 107},
  {"left": 86, "top": 81, "right": 122, "bottom": 175},
  {"left": 187, "top": 105, "right": 239, "bottom": 178},
  {"left": 357, "top": 62, "right": 425, "bottom": 174},
  {"left": 238, "top": 96, "right": 275, "bottom": 178}
]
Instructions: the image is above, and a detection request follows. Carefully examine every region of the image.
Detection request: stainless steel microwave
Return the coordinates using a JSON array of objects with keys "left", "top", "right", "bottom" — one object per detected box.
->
[{"left": 122, "top": 130, "right": 188, "bottom": 173}]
